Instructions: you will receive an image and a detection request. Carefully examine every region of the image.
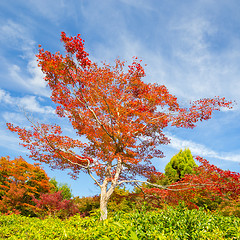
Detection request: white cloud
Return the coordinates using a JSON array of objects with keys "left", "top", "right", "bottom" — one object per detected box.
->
[
  {"left": 165, "top": 16, "right": 240, "bottom": 103},
  {"left": 90, "top": 8, "right": 240, "bottom": 107},
  {"left": 119, "top": 0, "right": 154, "bottom": 11},
  {"left": 8, "top": 57, "right": 50, "bottom": 97},
  {"left": 0, "top": 127, "right": 28, "bottom": 153},
  {"left": 171, "top": 18, "right": 215, "bottom": 63},
  {"left": 0, "top": 20, "right": 35, "bottom": 56},
  {"left": 0, "top": 20, "right": 50, "bottom": 97},
  {"left": 0, "top": 89, "right": 54, "bottom": 114},
  {"left": 2, "top": 112, "right": 26, "bottom": 124},
  {"left": 18, "top": 96, "right": 54, "bottom": 114},
  {"left": 26, "top": 0, "right": 73, "bottom": 24},
  {"left": 168, "top": 134, "right": 240, "bottom": 163},
  {"left": 0, "top": 89, "right": 13, "bottom": 104}
]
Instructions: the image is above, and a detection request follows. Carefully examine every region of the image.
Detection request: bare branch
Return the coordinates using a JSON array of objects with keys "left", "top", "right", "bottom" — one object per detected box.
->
[
  {"left": 117, "top": 180, "right": 215, "bottom": 191},
  {"left": 65, "top": 66, "right": 116, "bottom": 142},
  {"left": 87, "top": 168, "right": 101, "bottom": 188},
  {"left": 134, "top": 182, "right": 147, "bottom": 200}
]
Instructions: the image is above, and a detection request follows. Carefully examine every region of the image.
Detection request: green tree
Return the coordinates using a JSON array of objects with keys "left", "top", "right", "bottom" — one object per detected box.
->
[
  {"left": 49, "top": 178, "right": 73, "bottom": 200},
  {"left": 164, "top": 148, "right": 197, "bottom": 183}
]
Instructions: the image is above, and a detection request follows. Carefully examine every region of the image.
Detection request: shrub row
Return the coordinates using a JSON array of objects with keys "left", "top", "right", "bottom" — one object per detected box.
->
[{"left": 1, "top": 206, "right": 240, "bottom": 239}]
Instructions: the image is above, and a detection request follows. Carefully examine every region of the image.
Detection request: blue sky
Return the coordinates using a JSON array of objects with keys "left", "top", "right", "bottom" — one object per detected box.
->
[{"left": 0, "top": 0, "right": 240, "bottom": 197}]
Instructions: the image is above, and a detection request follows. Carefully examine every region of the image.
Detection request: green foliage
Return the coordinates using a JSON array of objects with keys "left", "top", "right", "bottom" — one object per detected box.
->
[
  {"left": 72, "top": 187, "right": 143, "bottom": 217},
  {"left": 73, "top": 195, "right": 100, "bottom": 217},
  {"left": 1, "top": 206, "right": 240, "bottom": 239},
  {"left": 50, "top": 178, "right": 72, "bottom": 200},
  {"left": 108, "top": 187, "right": 141, "bottom": 213},
  {"left": 165, "top": 148, "right": 197, "bottom": 183},
  {"left": 73, "top": 186, "right": 160, "bottom": 218}
]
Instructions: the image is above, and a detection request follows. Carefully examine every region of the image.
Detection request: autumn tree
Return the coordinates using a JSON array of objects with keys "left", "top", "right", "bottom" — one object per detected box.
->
[
  {"left": 7, "top": 32, "right": 232, "bottom": 220},
  {"left": 146, "top": 149, "right": 197, "bottom": 187},
  {"left": 0, "top": 156, "right": 52, "bottom": 216}
]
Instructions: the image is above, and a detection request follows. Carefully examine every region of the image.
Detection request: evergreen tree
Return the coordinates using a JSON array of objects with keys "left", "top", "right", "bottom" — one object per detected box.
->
[{"left": 164, "top": 148, "right": 197, "bottom": 183}]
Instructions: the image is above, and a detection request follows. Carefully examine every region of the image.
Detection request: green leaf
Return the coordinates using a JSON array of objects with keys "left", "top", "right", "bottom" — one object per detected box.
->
[{"left": 130, "top": 231, "right": 138, "bottom": 240}]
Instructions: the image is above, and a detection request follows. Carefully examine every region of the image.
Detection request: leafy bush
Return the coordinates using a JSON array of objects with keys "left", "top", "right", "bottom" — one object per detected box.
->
[
  {"left": 216, "top": 197, "right": 240, "bottom": 217},
  {"left": 73, "top": 187, "right": 143, "bottom": 217},
  {"left": 73, "top": 195, "right": 100, "bottom": 217},
  {"left": 0, "top": 206, "right": 239, "bottom": 239},
  {"left": 32, "top": 191, "right": 79, "bottom": 219}
]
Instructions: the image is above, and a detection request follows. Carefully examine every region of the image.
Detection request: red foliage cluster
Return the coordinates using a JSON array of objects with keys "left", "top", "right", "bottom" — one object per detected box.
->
[
  {"left": 60, "top": 32, "right": 91, "bottom": 68},
  {"left": 6, "top": 123, "right": 93, "bottom": 177},
  {"left": 32, "top": 191, "right": 79, "bottom": 219},
  {"left": 144, "top": 157, "right": 240, "bottom": 210}
]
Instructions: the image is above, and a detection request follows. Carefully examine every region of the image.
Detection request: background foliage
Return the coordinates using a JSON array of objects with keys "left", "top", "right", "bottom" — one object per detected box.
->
[{"left": 0, "top": 156, "right": 52, "bottom": 216}]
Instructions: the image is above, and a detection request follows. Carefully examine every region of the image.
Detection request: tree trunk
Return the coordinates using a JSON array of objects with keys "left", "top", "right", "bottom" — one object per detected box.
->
[
  {"left": 99, "top": 157, "right": 122, "bottom": 220},
  {"left": 100, "top": 188, "right": 109, "bottom": 221}
]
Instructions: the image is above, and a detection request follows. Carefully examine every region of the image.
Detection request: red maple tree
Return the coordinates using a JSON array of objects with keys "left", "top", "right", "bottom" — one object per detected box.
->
[{"left": 7, "top": 32, "right": 232, "bottom": 220}]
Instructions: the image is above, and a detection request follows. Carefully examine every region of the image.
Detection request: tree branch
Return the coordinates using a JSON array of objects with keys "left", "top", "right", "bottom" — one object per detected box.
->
[
  {"left": 87, "top": 168, "right": 101, "bottom": 188},
  {"left": 117, "top": 180, "right": 215, "bottom": 191}
]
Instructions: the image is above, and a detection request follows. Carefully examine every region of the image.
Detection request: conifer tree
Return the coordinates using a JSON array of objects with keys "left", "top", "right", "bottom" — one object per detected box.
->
[{"left": 165, "top": 148, "right": 197, "bottom": 183}]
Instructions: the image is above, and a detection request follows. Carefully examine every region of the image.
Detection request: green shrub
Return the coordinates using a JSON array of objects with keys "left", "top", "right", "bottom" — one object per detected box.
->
[{"left": 1, "top": 206, "right": 240, "bottom": 239}]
